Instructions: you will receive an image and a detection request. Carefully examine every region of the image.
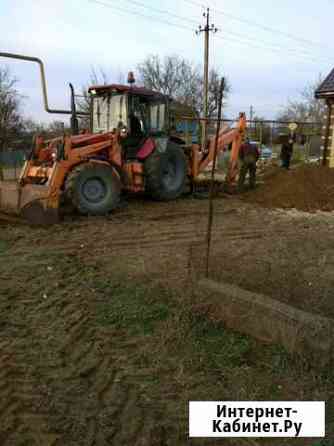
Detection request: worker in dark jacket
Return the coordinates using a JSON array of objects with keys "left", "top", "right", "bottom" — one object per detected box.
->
[
  {"left": 238, "top": 138, "right": 260, "bottom": 191},
  {"left": 280, "top": 138, "right": 294, "bottom": 169}
]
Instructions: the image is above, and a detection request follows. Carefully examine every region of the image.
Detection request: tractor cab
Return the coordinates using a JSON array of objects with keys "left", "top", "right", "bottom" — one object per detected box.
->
[{"left": 88, "top": 83, "right": 169, "bottom": 159}]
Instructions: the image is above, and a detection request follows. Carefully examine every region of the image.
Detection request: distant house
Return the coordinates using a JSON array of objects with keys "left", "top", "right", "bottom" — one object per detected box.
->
[{"left": 315, "top": 69, "right": 334, "bottom": 167}]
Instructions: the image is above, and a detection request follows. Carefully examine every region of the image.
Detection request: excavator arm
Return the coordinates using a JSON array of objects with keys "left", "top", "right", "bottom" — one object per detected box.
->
[{"left": 191, "top": 113, "right": 247, "bottom": 180}]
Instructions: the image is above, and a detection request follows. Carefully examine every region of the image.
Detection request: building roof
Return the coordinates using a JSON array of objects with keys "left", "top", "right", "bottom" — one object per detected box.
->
[
  {"left": 88, "top": 83, "right": 166, "bottom": 99},
  {"left": 315, "top": 68, "right": 334, "bottom": 98}
]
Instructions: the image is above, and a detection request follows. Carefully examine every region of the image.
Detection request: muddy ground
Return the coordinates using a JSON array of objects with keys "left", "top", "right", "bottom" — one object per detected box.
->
[{"left": 0, "top": 190, "right": 334, "bottom": 445}]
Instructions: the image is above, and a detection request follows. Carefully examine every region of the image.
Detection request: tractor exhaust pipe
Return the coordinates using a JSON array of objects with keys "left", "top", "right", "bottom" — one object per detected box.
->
[
  {"left": 0, "top": 51, "right": 88, "bottom": 117},
  {"left": 69, "top": 83, "right": 79, "bottom": 135}
]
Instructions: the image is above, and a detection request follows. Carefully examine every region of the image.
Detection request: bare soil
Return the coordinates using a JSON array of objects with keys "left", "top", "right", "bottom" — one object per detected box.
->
[
  {"left": 242, "top": 165, "right": 334, "bottom": 212},
  {"left": 0, "top": 177, "right": 333, "bottom": 445}
]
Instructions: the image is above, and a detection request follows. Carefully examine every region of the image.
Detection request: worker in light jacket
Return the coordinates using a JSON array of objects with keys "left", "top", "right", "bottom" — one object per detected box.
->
[{"left": 238, "top": 138, "right": 260, "bottom": 191}]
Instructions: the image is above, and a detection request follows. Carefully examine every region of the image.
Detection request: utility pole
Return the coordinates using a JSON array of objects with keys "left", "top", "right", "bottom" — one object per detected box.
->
[
  {"left": 250, "top": 105, "right": 254, "bottom": 122},
  {"left": 196, "top": 8, "right": 217, "bottom": 149}
]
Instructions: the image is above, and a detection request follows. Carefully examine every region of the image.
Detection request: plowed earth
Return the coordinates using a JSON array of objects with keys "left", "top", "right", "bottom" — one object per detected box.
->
[
  {"left": 242, "top": 165, "right": 334, "bottom": 212},
  {"left": 0, "top": 193, "right": 333, "bottom": 445}
]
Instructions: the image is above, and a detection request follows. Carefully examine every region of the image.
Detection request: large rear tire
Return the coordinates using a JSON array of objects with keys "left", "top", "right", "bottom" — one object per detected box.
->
[
  {"left": 65, "top": 163, "right": 121, "bottom": 215},
  {"left": 144, "top": 143, "right": 187, "bottom": 200}
]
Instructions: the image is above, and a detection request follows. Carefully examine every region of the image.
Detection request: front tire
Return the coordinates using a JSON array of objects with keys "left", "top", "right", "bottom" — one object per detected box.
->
[{"left": 65, "top": 163, "right": 121, "bottom": 215}]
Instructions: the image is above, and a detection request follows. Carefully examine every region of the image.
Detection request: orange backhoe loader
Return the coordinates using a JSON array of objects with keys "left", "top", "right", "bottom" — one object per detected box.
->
[{"left": 0, "top": 52, "right": 246, "bottom": 224}]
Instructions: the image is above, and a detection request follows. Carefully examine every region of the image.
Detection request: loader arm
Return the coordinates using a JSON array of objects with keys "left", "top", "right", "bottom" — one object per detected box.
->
[{"left": 191, "top": 113, "right": 246, "bottom": 178}]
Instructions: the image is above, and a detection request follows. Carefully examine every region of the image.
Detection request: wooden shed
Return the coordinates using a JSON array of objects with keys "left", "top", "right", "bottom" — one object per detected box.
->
[{"left": 315, "top": 69, "right": 334, "bottom": 167}]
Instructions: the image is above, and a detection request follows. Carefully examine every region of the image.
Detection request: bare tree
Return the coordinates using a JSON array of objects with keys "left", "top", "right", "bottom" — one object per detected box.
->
[
  {"left": 137, "top": 55, "right": 230, "bottom": 117},
  {"left": 77, "top": 67, "right": 111, "bottom": 129},
  {"left": 45, "top": 120, "right": 70, "bottom": 138},
  {"left": 0, "top": 66, "right": 25, "bottom": 151},
  {"left": 277, "top": 75, "right": 325, "bottom": 123},
  {"left": 78, "top": 56, "right": 230, "bottom": 130}
]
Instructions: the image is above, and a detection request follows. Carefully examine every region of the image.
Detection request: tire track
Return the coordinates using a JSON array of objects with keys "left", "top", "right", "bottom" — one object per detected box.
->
[
  {"left": 1, "top": 198, "right": 332, "bottom": 444},
  {"left": 0, "top": 325, "right": 60, "bottom": 445},
  {"left": 9, "top": 223, "right": 310, "bottom": 257},
  {"left": 23, "top": 286, "right": 146, "bottom": 445}
]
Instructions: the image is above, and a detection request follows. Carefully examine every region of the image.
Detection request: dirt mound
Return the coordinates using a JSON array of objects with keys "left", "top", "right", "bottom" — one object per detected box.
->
[{"left": 244, "top": 165, "right": 334, "bottom": 212}]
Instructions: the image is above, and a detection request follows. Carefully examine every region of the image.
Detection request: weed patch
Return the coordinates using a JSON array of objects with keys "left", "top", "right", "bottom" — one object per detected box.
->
[
  {"left": 95, "top": 283, "right": 171, "bottom": 335},
  {"left": 0, "top": 239, "right": 8, "bottom": 254},
  {"left": 189, "top": 315, "right": 252, "bottom": 369}
]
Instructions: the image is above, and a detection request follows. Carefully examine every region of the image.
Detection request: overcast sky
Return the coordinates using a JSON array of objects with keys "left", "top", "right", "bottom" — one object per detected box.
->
[{"left": 1, "top": 0, "right": 333, "bottom": 124}]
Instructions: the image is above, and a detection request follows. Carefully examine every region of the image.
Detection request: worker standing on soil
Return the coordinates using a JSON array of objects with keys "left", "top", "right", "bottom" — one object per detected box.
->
[
  {"left": 238, "top": 138, "right": 260, "bottom": 191},
  {"left": 280, "top": 138, "right": 294, "bottom": 169}
]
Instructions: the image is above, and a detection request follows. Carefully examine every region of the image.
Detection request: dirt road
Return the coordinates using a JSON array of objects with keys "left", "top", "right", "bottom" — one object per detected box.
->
[{"left": 0, "top": 196, "right": 333, "bottom": 445}]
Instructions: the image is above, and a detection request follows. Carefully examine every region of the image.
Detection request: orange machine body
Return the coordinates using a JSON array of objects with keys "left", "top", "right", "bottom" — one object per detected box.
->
[{"left": 1, "top": 114, "right": 246, "bottom": 224}]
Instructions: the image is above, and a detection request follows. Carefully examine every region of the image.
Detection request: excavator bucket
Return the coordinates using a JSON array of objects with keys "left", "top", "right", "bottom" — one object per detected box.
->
[{"left": 0, "top": 165, "right": 60, "bottom": 225}]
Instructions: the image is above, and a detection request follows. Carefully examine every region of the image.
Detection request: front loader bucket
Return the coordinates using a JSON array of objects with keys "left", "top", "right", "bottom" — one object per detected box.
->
[
  {"left": 0, "top": 181, "right": 59, "bottom": 225},
  {"left": 0, "top": 181, "right": 21, "bottom": 215}
]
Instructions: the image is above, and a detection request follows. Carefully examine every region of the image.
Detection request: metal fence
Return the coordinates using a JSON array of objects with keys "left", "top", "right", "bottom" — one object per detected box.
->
[
  {"left": 174, "top": 116, "right": 323, "bottom": 164},
  {"left": 0, "top": 150, "right": 27, "bottom": 180},
  {"left": 245, "top": 120, "right": 322, "bottom": 163},
  {"left": 0, "top": 119, "right": 322, "bottom": 181}
]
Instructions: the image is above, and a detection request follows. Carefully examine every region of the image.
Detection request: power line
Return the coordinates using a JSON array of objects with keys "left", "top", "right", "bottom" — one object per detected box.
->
[
  {"left": 87, "top": 0, "right": 194, "bottom": 32},
  {"left": 182, "top": 0, "right": 329, "bottom": 51},
  {"left": 86, "top": 0, "right": 332, "bottom": 66},
  {"left": 113, "top": 0, "right": 332, "bottom": 64},
  {"left": 217, "top": 28, "right": 332, "bottom": 64},
  {"left": 215, "top": 35, "right": 331, "bottom": 65},
  {"left": 113, "top": 0, "right": 199, "bottom": 25}
]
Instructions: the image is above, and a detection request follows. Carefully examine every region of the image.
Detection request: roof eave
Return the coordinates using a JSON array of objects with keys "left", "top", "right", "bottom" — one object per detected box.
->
[
  {"left": 315, "top": 91, "right": 334, "bottom": 99},
  {"left": 88, "top": 84, "right": 166, "bottom": 99}
]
